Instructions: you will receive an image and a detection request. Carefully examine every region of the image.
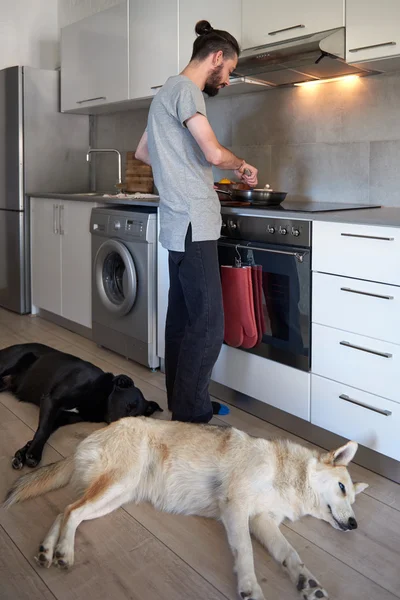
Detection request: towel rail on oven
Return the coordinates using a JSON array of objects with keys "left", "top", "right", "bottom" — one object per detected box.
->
[{"left": 218, "top": 241, "right": 308, "bottom": 263}]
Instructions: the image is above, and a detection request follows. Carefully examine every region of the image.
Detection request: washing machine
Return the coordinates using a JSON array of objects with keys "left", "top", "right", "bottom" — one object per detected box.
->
[{"left": 90, "top": 206, "right": 159, "bottom": 370}]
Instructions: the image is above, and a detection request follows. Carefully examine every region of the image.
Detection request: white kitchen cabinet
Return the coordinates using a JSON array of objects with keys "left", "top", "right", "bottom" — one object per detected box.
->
[
  {"left": 129, "top": 0, "right": 178, "bottom": 100},
  {"left": 31, "top": 199, "right": 62, "bottom": 316},
  {"left": 311, "top": 375, "right": 400, "bottom": 461},
  {"left": 61, "top": 1, "right": 129, "bottom": 112},
  {"left": 346, "top": 0, "right": 400, "bottom": 63},
  {"left": 178, "top": 0, "right": 242, "bottom": 71},
  {"left": 312, "top": 221, "right": 400, "bottom": 286},
  {"left": 31, "top": 198, "right": 100, "bottom": 329},
  {"left": 242, "top": 0, "right": 344, "bottom": 50},
  {"left": 60, "top": 201, "right": 94, "bottom": 328},
  {"left": 312, "top": 322, "right": 399, "bottom": 403},
  {"left": 312, "top": 272, "right": 400, "bottom": 345}
]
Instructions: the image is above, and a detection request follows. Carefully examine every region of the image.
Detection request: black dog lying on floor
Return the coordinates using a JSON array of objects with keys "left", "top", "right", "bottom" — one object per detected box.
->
[{"left": 0, "top": 343, "right": 162, "bottom": 469}]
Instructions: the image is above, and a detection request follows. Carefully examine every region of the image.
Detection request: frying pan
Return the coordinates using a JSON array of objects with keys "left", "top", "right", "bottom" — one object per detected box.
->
[{"left": 216, "top": 185, "right": 287, "bottom": 206}]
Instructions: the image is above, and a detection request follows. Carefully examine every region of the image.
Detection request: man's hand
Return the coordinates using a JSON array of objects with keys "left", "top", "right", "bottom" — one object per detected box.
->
[{"left": 234, "top": 162, "right": 258, "bottom": 187}]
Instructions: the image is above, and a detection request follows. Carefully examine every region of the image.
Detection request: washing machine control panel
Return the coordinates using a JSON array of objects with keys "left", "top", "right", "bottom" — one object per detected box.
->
[{"left": 109, "top": 216, "right": 145, "bottom": 238}]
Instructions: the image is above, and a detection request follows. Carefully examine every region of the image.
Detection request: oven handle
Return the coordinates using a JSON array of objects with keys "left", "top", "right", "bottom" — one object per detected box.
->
[{"left": 218, "top": 241, "right": 308, "bottom": 263}]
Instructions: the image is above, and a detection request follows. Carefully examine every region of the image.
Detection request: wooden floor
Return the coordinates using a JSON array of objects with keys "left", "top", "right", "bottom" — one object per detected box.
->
[{"left": 0, "top": 309, "right": 399, "bottom": 600}]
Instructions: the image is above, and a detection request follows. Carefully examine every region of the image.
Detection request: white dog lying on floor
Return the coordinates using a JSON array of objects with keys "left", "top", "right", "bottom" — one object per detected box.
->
[{"left": 4, "top": 417, "right": 368, "bottom": 600}]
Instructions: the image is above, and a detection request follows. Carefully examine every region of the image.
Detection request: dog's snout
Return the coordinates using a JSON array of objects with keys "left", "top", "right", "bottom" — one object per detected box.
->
[{"left": 348, "top": 517, "right": 357, "bottom": 530}]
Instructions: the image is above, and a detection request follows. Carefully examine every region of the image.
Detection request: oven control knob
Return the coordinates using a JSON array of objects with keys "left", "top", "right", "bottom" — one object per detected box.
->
[
  {"left": 229, "top": 221, "right": 237, "bottom": 229},
  {"left": 279, "top": 227, "right": 287, "bottom": 235},
  {"left": 267, "top": 225, "right": 275, "bottom": 234},
  {"left": 291, "top": 228, "right": 300, "bottom": 237},
  {"left": 114, "top": 221, "right": 121, "bottom": 230}
]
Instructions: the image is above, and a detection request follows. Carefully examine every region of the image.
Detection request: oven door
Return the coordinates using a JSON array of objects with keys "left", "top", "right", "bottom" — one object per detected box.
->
[{"left": 218, "top": 238, "right": 311, "bottom": 371}]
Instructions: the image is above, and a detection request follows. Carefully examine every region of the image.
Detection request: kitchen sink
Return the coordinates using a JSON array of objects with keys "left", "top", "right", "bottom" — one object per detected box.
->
[{"left": 68, "top": 191, "right": 117, "bottom": 196}]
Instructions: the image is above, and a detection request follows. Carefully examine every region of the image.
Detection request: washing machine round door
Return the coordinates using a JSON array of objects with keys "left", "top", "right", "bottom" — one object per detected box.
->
[{"left": 94, "top": 239, "right": 137, "bottom": 316}]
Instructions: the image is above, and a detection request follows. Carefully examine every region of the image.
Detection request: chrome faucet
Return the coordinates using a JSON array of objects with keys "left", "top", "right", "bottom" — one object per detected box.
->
[{"left": 86, "top": 148, "right": 122, "bottom": 186}]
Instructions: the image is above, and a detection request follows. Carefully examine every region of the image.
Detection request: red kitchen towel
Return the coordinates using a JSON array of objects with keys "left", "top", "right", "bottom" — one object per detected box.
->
[
  {"left": 251, "top": 265, "right": 265, "bottom": 346},
  {"left": 241, "top": 266, "right": 258, "bottom": 349},
  {"left": 221, "top": 266, "right": 257, "bottom": 348}
]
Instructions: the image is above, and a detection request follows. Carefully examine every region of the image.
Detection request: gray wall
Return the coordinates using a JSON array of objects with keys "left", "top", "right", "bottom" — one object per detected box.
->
[{"left": 95, "top": 71, "right": 400, "bottom": 206}]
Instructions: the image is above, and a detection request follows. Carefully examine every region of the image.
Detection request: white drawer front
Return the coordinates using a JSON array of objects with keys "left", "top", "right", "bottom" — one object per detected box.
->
[
  {"left": 311, "top": 375, "right": 400, "bottom": 461},
  {"left": 312, "top": 272, "right": 400, "bottom": 345},
  {"left": 312, "top": 221, "right": 400, "bottom": 285},
  {"left": 312, "top": 323, "right": 399, "bottom": 402}
]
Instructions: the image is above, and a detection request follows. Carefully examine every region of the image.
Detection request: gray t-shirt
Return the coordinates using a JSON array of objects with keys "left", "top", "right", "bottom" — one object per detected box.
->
[{"left": 147, "top": 75, "right": 221, "bottom": 252}]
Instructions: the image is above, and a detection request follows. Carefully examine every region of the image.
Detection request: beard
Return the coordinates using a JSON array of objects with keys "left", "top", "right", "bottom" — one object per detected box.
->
[{"left": 203, "top": 64, "right": 226, "bottom": 97}]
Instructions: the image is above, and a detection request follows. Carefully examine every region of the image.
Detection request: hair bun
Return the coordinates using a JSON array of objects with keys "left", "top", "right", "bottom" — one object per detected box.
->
[{"left": 195, "top": 20, "right": 213, "bottom": 36}]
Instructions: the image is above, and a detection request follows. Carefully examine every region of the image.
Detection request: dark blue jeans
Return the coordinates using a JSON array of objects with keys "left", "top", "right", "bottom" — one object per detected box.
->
[{"left": 165, "top": 226, "right": 224, "bottom": 423}]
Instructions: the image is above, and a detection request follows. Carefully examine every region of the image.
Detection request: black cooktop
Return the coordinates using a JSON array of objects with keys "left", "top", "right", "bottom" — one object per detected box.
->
[{"left": 221, "top": 201, "right": 381, "bottom": 213}]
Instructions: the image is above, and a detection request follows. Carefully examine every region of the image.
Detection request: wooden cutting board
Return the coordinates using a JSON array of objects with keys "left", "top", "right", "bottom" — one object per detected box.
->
[{"left": 122, "top": 151, "right": 154, "bottom": 192}]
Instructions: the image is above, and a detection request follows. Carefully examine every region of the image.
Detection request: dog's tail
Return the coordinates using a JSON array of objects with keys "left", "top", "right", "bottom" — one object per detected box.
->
[{"left": 3, "top": 456, "right": 74, "bottom": 508}]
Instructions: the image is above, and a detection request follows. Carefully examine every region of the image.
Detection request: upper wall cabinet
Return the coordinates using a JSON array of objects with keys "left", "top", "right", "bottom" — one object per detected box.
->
[
  {"left": 61, "top": 2, "right": 129, "bottom": 113},
  {"left": 242, "top": 0, "right": 344, "bottom": 50},
  {"left": 346, "top": 0, "right": 400, "bottom": 63},
  {"left": 178, "top": 0, "right": 242, "bottom": 71},
  {"left": 129, "top": 0, "right": 179, "bottom": 100}
]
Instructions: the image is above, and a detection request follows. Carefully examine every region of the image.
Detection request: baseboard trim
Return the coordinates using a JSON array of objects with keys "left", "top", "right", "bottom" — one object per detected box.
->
[
  {"left": 210, "top": 380, "right": 400, "bottom": 484},
  {"left": 37, "top": 309, "right": 92, "bottom": 341}
]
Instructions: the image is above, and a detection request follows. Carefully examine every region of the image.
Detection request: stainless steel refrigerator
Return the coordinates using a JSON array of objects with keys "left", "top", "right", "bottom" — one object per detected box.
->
[{"left": 0, "top": 66, "right": 89, "bottom": 314}]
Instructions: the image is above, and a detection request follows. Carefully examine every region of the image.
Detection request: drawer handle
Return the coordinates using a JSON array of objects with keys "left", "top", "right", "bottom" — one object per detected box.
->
[
  {"left": 340, "top": 287, "right": 394, "bottom": 301},
  {"left": 340, "top": 340, "right": 392, "bottom": 359},
  {"left": 53, "top": 204, "right": 58, "bottom": 234},
  {"left": 59, "top": 205, "right": 64, "bottom": 235},
  {"left": 76, "top": 96, "right": 106, "bottom": 104},
  {"left": 268, "top": 24, "right": 305, "bottom": 36},
  {"left": 341, "top": 232, "right": 394, "bottom": 241},
  {"left": 349, "top": 41, "right": 396, "bottom": 53},
  {"left": 339, "top": 394, "right": 392, "bottom": 416}
]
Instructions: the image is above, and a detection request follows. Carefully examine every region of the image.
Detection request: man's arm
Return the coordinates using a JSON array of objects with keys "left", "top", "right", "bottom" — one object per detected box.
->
[
  {"left": 186, "top": 113, "right": 258, "bottom": 186},
  {"left": 135, "top": 131, "right": 151, "bottom": 166}
]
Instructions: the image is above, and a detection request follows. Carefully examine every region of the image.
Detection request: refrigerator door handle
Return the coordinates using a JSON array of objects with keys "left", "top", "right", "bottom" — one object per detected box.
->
[
  {"left": 53, "top": 204, "right": 59, "bottom": 234},
  {"left": 59, "top": 205, "right": 64, "bottom": 235}
]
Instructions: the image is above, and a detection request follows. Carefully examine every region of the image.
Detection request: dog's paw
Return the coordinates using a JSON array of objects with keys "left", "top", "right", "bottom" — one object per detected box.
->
[
  {"left": 54, "top": 545, "right": 74, "bottom": 569},
  {"left": 11, "top": 455, "right": 25, "bottom": 470},
  {"left": 238, "top": 579, "right": 265, "bottom": 600},
  {"left": 34, "top": 545, "right": 53, "bottom": 569},
  {"left": 297, "top": 574, "right": 329, "bottom": 599},
  {"left": 25, "top": 454, "right": 40, "bottom": 468}
]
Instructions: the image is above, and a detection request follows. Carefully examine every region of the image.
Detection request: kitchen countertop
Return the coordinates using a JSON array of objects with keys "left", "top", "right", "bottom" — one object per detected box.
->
[
  {"left": 28, "top": 192, "right": 160, "bottom": 208},
  {"left": 29, "top": 193, "right": 400, "bottom": 228}
]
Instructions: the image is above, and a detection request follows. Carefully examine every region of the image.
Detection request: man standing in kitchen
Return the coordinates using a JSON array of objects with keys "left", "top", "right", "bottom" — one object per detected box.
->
[{"left": 135, "top": 20, "right": 258, "bottom": 423}]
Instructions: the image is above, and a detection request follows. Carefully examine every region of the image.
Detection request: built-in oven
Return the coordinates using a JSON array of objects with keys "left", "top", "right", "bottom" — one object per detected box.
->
[{"left": 218, "top": 213, "right": 311, "bottom": 371}]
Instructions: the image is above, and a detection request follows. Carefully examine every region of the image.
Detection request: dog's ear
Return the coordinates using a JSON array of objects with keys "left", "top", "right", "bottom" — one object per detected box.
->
[
  {"left": 321, "top": 441, "right": 358, "bottom": 466},
  {"left": 112, "top": 374, "right": 134, "bottom": 389},
  {"left": 354, "top": 482, "right": 369, "bottom": 495},
  {"left": 144, "top": 400, "right": 163, "bottom": 417}
]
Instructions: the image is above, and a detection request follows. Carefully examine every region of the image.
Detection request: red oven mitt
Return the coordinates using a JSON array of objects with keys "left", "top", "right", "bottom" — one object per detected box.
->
[{"left": 221, "top": 266, "right": 257, "bottom": 348}]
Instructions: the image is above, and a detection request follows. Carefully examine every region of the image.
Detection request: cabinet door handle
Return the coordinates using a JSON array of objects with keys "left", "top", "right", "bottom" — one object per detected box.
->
[
  {"left": 76, "top": 96, "right": 106, "bottom": 104},
  {"left": 339, "top": 394, "right": 392, "bottom": 416},
  {"left": 59, "top": 205, "right": 64, "bottom": 235},
  {"left": 349, "top": 41, "right": 396, "bottom": 53},
  {"left": 53, "top": 204, "right": 59, "bottom": 234},
  {"left": 340, "top": 340, "right": 392, "bottom": 359},
  {"left": 340, "top": 287, "right": 394, "bottom": 301},
  {"left": 150, "top": 85, "right": 163, "bottom": 90},
  {"left": 341, "top": 232, "right": 394, "bottom": 241},
  {"left": 268, "top": 24, "right": 305, "bottom": 36}
]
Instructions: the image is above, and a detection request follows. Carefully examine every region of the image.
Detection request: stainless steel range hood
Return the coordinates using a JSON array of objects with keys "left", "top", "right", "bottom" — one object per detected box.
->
[{"left": 231, "top": 28, "right": 379, "bottom": 88}]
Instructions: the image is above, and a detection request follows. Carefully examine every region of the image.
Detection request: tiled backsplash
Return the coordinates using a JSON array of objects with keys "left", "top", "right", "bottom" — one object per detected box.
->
[{"left": 95, "top": 71, "right": 400, "bottom": 206}]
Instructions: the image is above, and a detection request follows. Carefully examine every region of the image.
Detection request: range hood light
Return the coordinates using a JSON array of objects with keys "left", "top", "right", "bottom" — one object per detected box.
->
[{"left": 294, "top": 74, "right": 360, "bottom": 87}]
